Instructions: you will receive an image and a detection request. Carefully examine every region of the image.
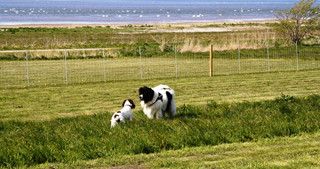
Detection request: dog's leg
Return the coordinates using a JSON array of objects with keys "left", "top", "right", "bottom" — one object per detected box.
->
[
  {"left": 120, "top": 116, "right": 125, "bottom": 123},
  {"left": 155, "top": 110, "right": 163, "bottom": 119},
  {"left": 147, "top": 110, "right": 154, "bottom": 119},
  {"left": 144, "top": 107, "right": 153, "bottom": 119}
]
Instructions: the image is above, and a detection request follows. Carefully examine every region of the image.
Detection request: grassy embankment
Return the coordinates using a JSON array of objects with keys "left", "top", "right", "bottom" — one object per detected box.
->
[{"left": 1, "top": 94, "right": 320, "bottom": 168}]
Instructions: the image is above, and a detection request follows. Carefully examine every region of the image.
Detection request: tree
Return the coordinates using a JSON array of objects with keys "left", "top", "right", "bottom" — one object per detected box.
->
[{"left": 275, "top": 0, "right": 320, "bottom": 44}]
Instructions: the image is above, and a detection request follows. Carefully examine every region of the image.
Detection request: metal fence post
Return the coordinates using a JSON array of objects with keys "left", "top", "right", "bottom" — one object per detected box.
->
[
  {"left": 64, "top": 50, "right": 68, "bottom": 85},
  {"left": 139, "top": 46, "right": 143, "bottom": 79},
  {"left": 26, "top": 51, "right": 30, "bottom": 87},
  {"left": 103, "top": 48, "right": 106, "bottom": 82},
  {"left": 175, "top": 46, "right": 178, "bottom": 78},
  {"left": 238, "top": 43, "right": 241, "bottom": 74},
  {"left": 296, "top": 41, "right": 299, "bottom": 71}
]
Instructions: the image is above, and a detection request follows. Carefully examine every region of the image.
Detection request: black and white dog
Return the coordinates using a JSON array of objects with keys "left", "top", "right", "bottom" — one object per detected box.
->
[
  {"left": 139, "top": 84, "right": 176, "bottom": 119},
  {"left": 110, "top": 99, "right": 135, "bottom": 128}
]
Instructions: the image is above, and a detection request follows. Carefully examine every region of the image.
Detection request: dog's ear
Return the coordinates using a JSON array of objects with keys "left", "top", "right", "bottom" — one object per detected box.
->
[
  {"left": 129, "top": 99, "right": 135, "bottom": 109},
  {"left": 138, "top": 87, "right": 144, "bottom": 94},
  {"left": 122, "top": 100, "right": 127, "bottom": 107},
  {"left": 139, "top": 86, "right": 149, "bottom": 93}
]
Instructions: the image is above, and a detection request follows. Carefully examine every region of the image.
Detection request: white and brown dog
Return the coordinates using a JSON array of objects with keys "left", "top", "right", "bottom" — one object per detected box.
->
[
  {"left": 110, "top": 99, "right": 135, "bottom": 128},
  {"left": 139, "top": 84, "right": 176, "bottom": 119}
]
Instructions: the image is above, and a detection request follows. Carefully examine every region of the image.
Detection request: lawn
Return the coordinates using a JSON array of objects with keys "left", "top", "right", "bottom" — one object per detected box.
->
[
  {"left": 36, "top": 131, "right": 320, "bottom": 168},
  {"left": 1, "top": 69, "right": 320, "bottom": 122},
  {"left": 1, "top": 93, "right": 320, "bottom": 168},
  {"left": 1, "top": 52, "right": 320, "bottom": 169}
]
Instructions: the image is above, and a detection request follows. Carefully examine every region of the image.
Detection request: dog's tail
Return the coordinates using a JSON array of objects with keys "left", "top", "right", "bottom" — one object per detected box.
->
[{"left": 165, "top": 91, "right": 173, "bottom": 112}]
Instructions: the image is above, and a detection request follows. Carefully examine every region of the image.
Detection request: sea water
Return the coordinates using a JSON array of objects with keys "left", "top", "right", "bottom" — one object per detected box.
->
[{"left": 0, "top": 0, "right": 316, "bottom": 25}]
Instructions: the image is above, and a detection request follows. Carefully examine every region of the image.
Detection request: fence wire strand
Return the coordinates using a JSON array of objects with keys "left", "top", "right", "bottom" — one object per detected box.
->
[{"left": 0, "top": 42, "right": 319, "bottom": 88}]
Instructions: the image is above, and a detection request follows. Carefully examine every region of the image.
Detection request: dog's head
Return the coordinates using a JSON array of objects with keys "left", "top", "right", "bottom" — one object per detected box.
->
[
  {"left": 139, "top": 86, "right": 154, "bottom": 103},
  {"left": 122, "top": 99, "right": 135, "bottom": 109}
]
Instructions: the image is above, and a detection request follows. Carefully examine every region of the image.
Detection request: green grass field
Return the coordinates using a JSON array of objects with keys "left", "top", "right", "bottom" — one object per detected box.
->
[
  {"left": 1, "top": 25, "right": 320, "bottom": 168},
  {"left": 0, "top": 69, "right": 320, "bottom": 168},
  {"left": 1, "top": 69, "right": 320, "bottom": 122},
  {"left": 1, "top": 93, "right": 320, "bottom": 168},
  {"left": 36, "top": 131, "right": 320, "bottom": 168}
]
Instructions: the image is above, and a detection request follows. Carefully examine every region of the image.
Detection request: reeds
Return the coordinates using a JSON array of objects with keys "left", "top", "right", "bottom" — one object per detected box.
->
[{"left": 178, "top": 31, "right": 284, "bottom": 53}]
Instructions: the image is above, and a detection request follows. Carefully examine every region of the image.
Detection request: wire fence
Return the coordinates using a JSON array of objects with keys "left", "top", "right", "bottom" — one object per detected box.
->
[{"left": 0, "top": 43, "right": 319, "bottom": 88}]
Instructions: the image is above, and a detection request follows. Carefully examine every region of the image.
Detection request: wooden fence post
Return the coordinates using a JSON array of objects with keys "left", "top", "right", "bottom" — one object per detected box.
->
[
  {"left": 296, "top": 41, "right": 299, "bottom": 71},
  {"left": 210, "top": 44, "right": 213, "bottom": 77},
  {"left": 64, "top": 50, "right": 68, "bottom": 85},
  {"left": 26, "top": 51, "right": 30, "bottom": 87}
]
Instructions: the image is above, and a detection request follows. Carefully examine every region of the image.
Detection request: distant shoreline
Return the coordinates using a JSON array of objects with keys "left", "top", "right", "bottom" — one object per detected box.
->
[{"left": 0, "top": 19, "right": 278, "bottom": 28}]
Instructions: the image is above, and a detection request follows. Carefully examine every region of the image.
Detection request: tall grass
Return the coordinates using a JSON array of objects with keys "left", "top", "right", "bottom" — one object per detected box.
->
[
  {"left": 1, "top": 94, "right": 320, "bottom": 167},
  {"left": 0, "top": 27, "right": 283, "bottom": 51}
]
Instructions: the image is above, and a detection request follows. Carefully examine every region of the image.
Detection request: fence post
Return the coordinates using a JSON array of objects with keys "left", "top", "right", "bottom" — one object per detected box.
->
[
  {"left": 26, "top": 51, "right": 30, "bottom": 87},
  {"left": 139, "top": 46, "right": 143, "bottom": 79},
  {"left": 64, "top": 50, "right": 68, "bottom": 85},
  {"left": 175, "top": 46, "right": 178, "bottom": 78},
  {"left": 209, "top": 44, "right": 213, "bottom": 77},
  {"left": 296, "top": 41, "right": 299, "bottom": 71},
  {"left": 103, "top": 48, "right": 106, "bottom": 82},
  {"left": 267, "top": 30, "right": 271, "bottom": 72},
  {"left": 267, "top": 39, "right": 270, "bottom": 72},
  {"left": 238, "top": 43, "right": 241, "bottom": 74}
]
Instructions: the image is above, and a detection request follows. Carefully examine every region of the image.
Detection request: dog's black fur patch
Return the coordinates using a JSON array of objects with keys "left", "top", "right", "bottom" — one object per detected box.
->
[
  {"left": 122, "top": 99, "right": 135, "bottom": 109},
  {"left": 139, "top": 86, "right": 154, "bottom": 103},
  {"left": 165, "top": 91, "right": 172, "bottom": 112}
]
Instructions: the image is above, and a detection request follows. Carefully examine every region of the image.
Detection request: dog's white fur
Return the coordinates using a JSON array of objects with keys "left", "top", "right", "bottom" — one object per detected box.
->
[
  {"left": 110, "top": 99, "right": 135, "bottom": 128},
  {"left": 140, "top": 84, "right": 176, "bottom": 119}
]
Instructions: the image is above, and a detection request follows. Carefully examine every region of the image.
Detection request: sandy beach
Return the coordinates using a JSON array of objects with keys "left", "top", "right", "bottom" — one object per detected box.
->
[
  {"left": 0, "top": 20, "right": 277, "bottom": 28},
  {"left": 0, "top": 20, "right": 277, "bottom": 33}
]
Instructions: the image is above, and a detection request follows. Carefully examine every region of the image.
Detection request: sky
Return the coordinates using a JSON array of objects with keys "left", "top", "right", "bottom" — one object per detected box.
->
[{"left": 1, "top": 0, "right": 303, "bottom": 3}]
